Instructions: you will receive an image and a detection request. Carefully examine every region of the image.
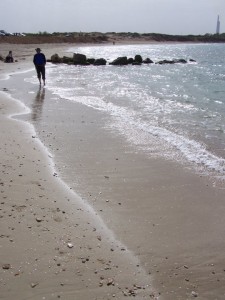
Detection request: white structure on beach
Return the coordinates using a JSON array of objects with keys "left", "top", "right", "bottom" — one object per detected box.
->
[{"left": 216, "top": 15, "right": 220, "bottom": 34}]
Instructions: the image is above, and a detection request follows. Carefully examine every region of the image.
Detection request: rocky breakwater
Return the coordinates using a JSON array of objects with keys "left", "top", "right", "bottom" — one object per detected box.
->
[
  {"left": 49, "top": 53, "right": 107, "bottom": 66},
  {"left": 48, "top": 53, "right": 196, "bottom": 66}
]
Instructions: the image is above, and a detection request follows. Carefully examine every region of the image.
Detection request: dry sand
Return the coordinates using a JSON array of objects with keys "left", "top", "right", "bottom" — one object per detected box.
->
[
  {"left": 1, "top": 43, "right": 225, "bottom": 300},
  {"left": 0, "top": 43, "right": 74, "bottom": 79}
]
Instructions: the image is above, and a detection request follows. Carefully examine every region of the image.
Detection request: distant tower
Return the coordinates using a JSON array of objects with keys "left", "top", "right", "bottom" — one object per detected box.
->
[{"left": 216, "top": 15, "right": 220, "bottom": 34}]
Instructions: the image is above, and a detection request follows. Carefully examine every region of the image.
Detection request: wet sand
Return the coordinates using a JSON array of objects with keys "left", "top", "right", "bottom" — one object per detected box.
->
[{"left": 1, "top": 43, "right": 225, "bottom": 300}]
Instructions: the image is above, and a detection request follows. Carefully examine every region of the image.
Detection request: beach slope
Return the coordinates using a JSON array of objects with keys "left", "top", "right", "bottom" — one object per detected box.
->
[{"left": 0, "top": 56, "right": 157, "bottom": 299}]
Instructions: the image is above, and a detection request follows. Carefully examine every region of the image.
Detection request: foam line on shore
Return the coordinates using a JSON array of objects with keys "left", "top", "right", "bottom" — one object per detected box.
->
[
  {"left": 4, "top": 89, "right": 136, "bottom": 257},
  {"left": 0, "top": 67, "right": 34, "bottom": 81}
]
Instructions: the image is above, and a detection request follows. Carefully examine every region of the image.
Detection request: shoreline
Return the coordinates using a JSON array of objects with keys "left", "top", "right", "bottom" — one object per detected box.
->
[
  {"left": 0, "top": 88, "right": 157, "bottom": 298},
  {"left": 1, "top": 43, "right": 225, "bottom": 300}
]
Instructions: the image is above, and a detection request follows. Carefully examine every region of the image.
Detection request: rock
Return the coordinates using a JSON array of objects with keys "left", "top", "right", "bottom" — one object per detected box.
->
[
  {"left": 87, "top": 58, "right": 95, "bottom": 64},
  {"left": 51, "top": 53, "right": 62, "bottom": 63},
  {"left": 128, "top": 289, "right": 136, "bottom": 296},
  {"left": 73, "top": 53, "right": 87, "bottom": 65},
  {"left": 0, "top": 55, "right": 4, "bottom": 61},
  {"left": 127, "top": 57, "right": 134, "bottom": 64},
  {"left": 2, "top": 264, "right": 11, "bottom": 270},
  {"left": 134, "top": 54, "right": 143, "bottom": 63},
  {"left": 173, "top": 58, "right": 187, "bottom": 63},
  {"left": 62, "top": 56, "right": 73, "bottom": 64},
  {"left": 67, "top": 242, "right": 74, "bottom": 248},
  {"left": 30, "top": 282, "right": 39, "bottom": 288},
  {"left": 35, "top": 217, "right": 43, "bottom": 222},
  {"left": 157, "top": 58, "right": 187, "bottom": 64},
  {"left": 107, "top": 278, "right": 115, "bottom": 286},
  {"left": 110, "top": 56, "right": 128, "bottom": 65},
  {"left": 189, "top": 58, "right": 196, "bottom": 62},
  {"left": 93, "top": 58, "right": 107, "bottom": 66},
  {"left": 134, "top": 284, "right": 142, "bottom": 289},
  {"left": 156, "top": 59, "right": 175, "bottom": 65},
  {"left": 191, "top": 291, "right": 198, "bottom": 297},
  {"left": 132, "top": 61, "right": 142, "bottom": 65},
  {"left": 143, "top": 58, "right": 154, "bottom": 64}
]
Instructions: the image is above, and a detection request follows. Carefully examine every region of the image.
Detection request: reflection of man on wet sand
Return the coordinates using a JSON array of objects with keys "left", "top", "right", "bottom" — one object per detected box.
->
[
  {"left": 36, "top": 87, "right": 45, "bottom": 102},
  {"left": 32, "top": 87, "right": 45, "bottom": 121}
]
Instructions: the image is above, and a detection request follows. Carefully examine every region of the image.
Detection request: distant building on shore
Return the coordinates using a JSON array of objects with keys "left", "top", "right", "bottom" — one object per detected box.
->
[{"left": 216, "top": 15, "right": 220, "bottom": 34}]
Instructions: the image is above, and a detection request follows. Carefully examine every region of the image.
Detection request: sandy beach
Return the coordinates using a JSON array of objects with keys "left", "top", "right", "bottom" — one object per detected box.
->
[
  {"left": 1, "top": 42, "right": 225, "bottom": 300},
  {"left": 0, "top": 44, "right": 158, "bottom": 299}
]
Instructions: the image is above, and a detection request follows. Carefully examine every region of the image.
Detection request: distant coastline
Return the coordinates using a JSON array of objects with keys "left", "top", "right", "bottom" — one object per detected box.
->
[{"left": 1, "top": 31, "right": 225, "bottom": 44}]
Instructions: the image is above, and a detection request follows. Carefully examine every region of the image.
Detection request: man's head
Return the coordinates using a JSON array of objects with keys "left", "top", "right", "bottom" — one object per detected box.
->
[{"left": 35, "top": 48, "right": 41, "bottom": 53}]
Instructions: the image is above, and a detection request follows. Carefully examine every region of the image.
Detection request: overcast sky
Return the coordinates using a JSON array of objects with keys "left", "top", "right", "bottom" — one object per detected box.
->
[{"left": 1, "top": 0, "right": 225, "bottom": 35}]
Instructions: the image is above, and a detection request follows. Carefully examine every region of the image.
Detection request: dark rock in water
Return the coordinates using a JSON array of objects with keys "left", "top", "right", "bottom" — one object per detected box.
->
[
  {"left": 73, "top": 53, "right": 87, "bottom": 65},
  {"left": 87, "top": 58, "right": 96, "bottom": 64},
  {"left": 134, "top": 54, "right": 143, "bottom": 63},
  {"left": 156, "top": 59, "right": 175, "bottom": 65},
  {"left": 51, "top": 53, "right": 62, "bottom": 63},
  {"left": 143, "top": 58, "right": 154, "bottom": 64},
  {"left": 157, "top": 58, "right": 188, "bottom": 64},
  {"left": 110, "top": 56, "right": 128, "bottom": 65},
  {"left": 173, "top": 58, "right": 187, "bottom": 64},
  {"left": 132, "top": 61, "right": 142, "bottom": 65},
  {"left": 127, "top": 57, "right": 134, "bottom": 64},
  {"left": 62, "top": 56, "right": 73, "bottom": 64},
  {"left": 49, "top": 52, "right": 195, "bottom": 67},
  {"left": 93, "top": 58, "right": 107, "bottom": 66}
]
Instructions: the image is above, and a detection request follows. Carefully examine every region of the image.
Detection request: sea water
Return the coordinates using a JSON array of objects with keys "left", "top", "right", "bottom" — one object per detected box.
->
[{"left": 25, "top": 43, "right": 225, "bottom": 185}]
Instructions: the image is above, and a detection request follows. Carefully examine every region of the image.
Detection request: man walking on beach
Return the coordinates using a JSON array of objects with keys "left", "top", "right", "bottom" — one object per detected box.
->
[{"left": 33, "top": 48, "right": 46, "bottom": 86}]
